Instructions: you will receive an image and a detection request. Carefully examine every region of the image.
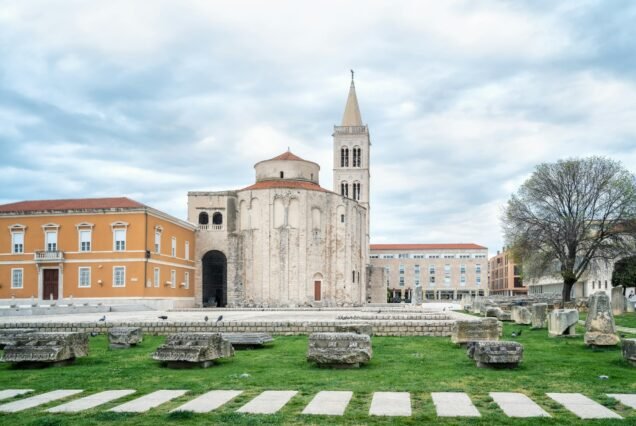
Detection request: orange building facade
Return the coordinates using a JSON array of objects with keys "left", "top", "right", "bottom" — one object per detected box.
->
[
  {"left": 488, "top": 249, "right": 527, "bottom": 296},
  {"left": 0, "top": 198, "right": 196, "bottom": 309}
]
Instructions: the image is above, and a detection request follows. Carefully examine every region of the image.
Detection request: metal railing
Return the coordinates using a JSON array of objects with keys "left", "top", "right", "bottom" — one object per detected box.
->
[
  {"left": 333, "top": 125, "right": 368, "bottom": 135},
  {"left": 198, "top": 224, "right": 223, "bottom": 231}
]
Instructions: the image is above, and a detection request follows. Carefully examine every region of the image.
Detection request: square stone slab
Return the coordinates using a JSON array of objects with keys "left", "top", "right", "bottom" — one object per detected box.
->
[
  {"left": 0, "top": 389, "right": 33, "bottom": 402},
  {"left": 236, "top": 391, "right": 298, "bottom": 414},
  {"left": 302, "top": 391, "right": 353, "bottom": 416},
  {"left": 607, "top": 394, "right": 636, "bottom": 409},
  {"left": 432, "top": 392, "right": 481, "bottom": 417},
  {"left": 547, "top": 393, "right": 621, "bottom": 419},
  {"left": 0, "top": 390, "right": 83, "bottom": 413},
  {"left": 172, "top": 390, "right": 242, "bottom": 413},
  {"left": 48, "top": 390, "right": 136, "bottom": 413},
  {"left": 490, "top": 392, "right": 550, "bottom": 417},
  {"left": 110, "top": 390, "right": 187, "bottom": 413},
  {"left": 369, "top": 392, "right": 411, "bottom": 416}
]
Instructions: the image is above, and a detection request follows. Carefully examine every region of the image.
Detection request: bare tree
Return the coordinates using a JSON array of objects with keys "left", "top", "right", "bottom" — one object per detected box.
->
[{"left": 503, "top": 157, "right": 636, "bottom": 302}]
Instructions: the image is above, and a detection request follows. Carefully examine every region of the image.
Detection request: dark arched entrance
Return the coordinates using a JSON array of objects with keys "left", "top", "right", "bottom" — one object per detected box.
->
[{"left": 202, "top": 250, "right": 227, "bottom": 307}]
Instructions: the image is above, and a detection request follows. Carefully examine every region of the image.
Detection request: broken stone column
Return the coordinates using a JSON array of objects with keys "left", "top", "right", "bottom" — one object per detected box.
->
[
  {"left": 0, "top": 329, "right": 36, "bottom": 349},
  {"left": 334, "top": 323, "right": 373, "bottom": 336},
  {"left": 108, "top": 327, "right": 143, "bottom": 349},
  {"left": 412, "top": 286, "right": 423, "bottom": 305},
  {"left": 1, "top": 332, "right": 89, "bottom": 366},
  {"left": 514, "top": 307, "right": 532, "bottom": 325},
  {"left": 451, "top": 318, "right": 501, "bottom": 345},
  {"left": 307, "top": 332, "right": 372, "bottom": 368},
  {"left": 496, "top": 310, "right": 512, "bottom": 321},
  {"left": 467, "top": 341, "right": 523, "bottom": 369},
  {"left": 584, "top": 292, "right": 619, "bottom": 346},
  {"left": 531, "top": 303, "right": 548, "bottom": 329},
  {"left": 611, "top": 287, "right": 626, "bottom": 315},
  {"left": 622, "top": 339, "right": 636, "bottom": 367},
  {"left": 472, "top": 297, "right": 483, "bottom": 314},
  {"left": 152, "top": 333, "right": 234, "bottom": 368},
  {"left": 548, "top": 309, "right": 579, "bottom": 337},
  {"left": 485, "top": 307, "right": 501, "bottom": 318},
  {"left": 221, "top": 333, "right": 274, "bottom": 348}
]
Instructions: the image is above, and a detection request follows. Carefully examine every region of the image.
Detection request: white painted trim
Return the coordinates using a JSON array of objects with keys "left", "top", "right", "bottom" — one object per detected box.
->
[
  {"left": 78, "top": 266, "right": 91, "bottom": 288},
  {"left": 171, "top": 269, "right": 176, "bottom": 289},
  {"left": 41, "top": 223, "right": 60, "bottom": 230},
  {"left": 77, "top": 228, "right": 92, "bottom": 253},
  {"left": 112, "top": 228, "right": 126, "bottom": 252},
  {"left": 147, "top": 259, "right": 196, "bottom": 270},
  {"left": 75, "top": 222, "right": 95, "bottom": 229},
  {"left": 64, "top": 250, "right": 146, "bottom": 254},
  {"left": 11, "top": 267, "right": 24, "bottom": 289},
  {"left": 171, "top": 237, "right": 177, "bottom": 257},
  {"left": 0, "top": 252, "right": 34, "bottom": 256},
  {"left": 8, "top": 223, "right": 27, "bottom": 231},
  {"left": 112, "top": 265, "right": 126, "bottom": 288},
  {"left": 153, "top": 267, "right": 160, "bottom": 288},
  {"left": 39, "top": 266, "right": 63, "bottom": 302}
]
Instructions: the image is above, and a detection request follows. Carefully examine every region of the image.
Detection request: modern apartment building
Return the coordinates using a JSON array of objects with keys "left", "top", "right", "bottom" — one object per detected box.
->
[
  {"left": 369, "top": 243, "right": 488, "bottom": 301},
  {"left": 488, "top": 249, "right": 526, "bottom": 296}
]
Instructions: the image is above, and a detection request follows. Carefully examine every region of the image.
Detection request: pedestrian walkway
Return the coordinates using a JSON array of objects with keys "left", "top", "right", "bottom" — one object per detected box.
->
[{"left": 0, "top": 388, "right": 633, "bottom": 420}]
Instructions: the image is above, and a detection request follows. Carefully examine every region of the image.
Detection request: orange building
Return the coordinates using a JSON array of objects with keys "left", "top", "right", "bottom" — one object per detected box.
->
[
  {"left": 488, "top": 248, "right": 526, "bottom": 296},
  {"left": 0, "top": 198, "right": 196, "bottom": 309}
]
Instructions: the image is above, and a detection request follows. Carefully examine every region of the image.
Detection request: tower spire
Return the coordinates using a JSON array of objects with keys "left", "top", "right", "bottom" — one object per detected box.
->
[{"left": 341, "top": 71, "right": 363, "bottom": 126}]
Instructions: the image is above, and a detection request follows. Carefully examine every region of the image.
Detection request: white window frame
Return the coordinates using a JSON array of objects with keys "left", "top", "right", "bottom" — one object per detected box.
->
[
  {"left": 78, "top": 267, "right": 91, "bottom": 288},
  {"left": 171, "top": 237, "right": 177, "bottom": 257},
  {"left": 171, "top": 269, "right": 176, "bottom": 289},
  {"left": 184, "top": 271, "right": 190, "bottom": 289},
  {"left": 45, "top": 230, "right": 58, "bottom": 252},
  {"left": 113, "top": 229, "right": 126, "bottom": 252},
  {"left": 476, "top": 264, "right": 482, "bottom": 274},
  {"left": 154, "top": 228, "right": 162, "bottom": 254},
  {"left": 11, "top": 268, "right": 23, "bottom": 289},
  {"left": 113, "top": 266, "right": 126, "bottom": 287},
  {"left": 11, "top": 231, "right": 24, "bottom": 254},
  {"left": 153, "top": 267, "right": 160, "bottom": 288},
  {"left": 185, "top": 241, "right": 190, "bottom": 260},
  {"left": 78, "top": 229, "right": 92, "bottom": 252}
]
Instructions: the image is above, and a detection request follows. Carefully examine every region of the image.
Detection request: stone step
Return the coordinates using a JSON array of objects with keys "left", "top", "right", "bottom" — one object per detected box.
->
[
  {"left": 0, "top": 389, "right": 33, "bottom": 402},
  {"left": 109, "top": 390, "right": 188, "bottom": 413},
  {"left": 431, "top": 392, "right": 480, "bottom": 417},
  {"left": 236, "top": 391, "right": 298, "bottom": 414},
  {"left": 0, "top": 390, "right": 83, "bottom": 413},
  {"left": 490, "top": 392, "right": 550, "bottom": 418},
  {"left": 171, "top": 390, "right": 242, "bottom": 413},
  {"left": 607, "top": 394, "right": 636, "bottom": 410},
  {"left": 547, "top": 393, "right": 622, "bottom": 419},
  {"left": 47, "top": 390, "right": 136, "bottom": 413},
  {"left": 302, "top": 391, "right": 352, "bottom": 416},
  {"left": 369, "top": 392, "right": 411, "bottom": 416}
]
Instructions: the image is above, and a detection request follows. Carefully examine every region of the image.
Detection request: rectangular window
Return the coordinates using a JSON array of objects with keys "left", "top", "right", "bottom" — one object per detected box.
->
[
  {"left": 398, "top": 253, "right": 409, "bottom": 259},
  {"left": 79, "top": 230, "right": 91, "bottom": 252},
  {"left": 11, "top": 268, "right": 23, "bottom": 289},
  {"left": 413, "top": 254, "right": 425, "bottom": 259},
  {"left": 153, "top": 268, "right": 160, "bottom": 288},
  {"left": 429, "top": 275, "right": 435, "bottom": 284},
  {"left": 385, "top": 267, "right": 390, "bottom": 287},
  {"left": 113, "top": 266, "right": 126, "bottom": 287},
  {"left": 476, "top": 264, "right": 481, "bottom": 274},
  {"left": 171, "top": 237, "right": 176, "bottom": 257},
  {"left": 154, "top": 231, "right": 161, "bottom": 253},
  {"left": 444, "top": 264, "right": 450, "bottom": 272},
  {"left": 185, "top": 241, "right": 190, "bottom": 260},
  {"left": 184, "top": 271, "right": 190, "bottom": 289},
  {"left": 476, "top": 276, "right": 482, "bottom": 285},
  {"left": 12, "top": 232, "right": 24, "bottom": 254},
  {"left": 114, "top": 229, "right": 126, "bottom": 251},
  {"left": 46, "top": 231, "right": 58, "bottom": 252},
  {"left": 171, "top": 270, "right": 176, "bottom": 289},
  {"left": 78, "top": 267, "right": 91, "bottom": 288},
  {"left": 444, "top": 254, "right": 455, "bottom": 259},
  {"left": 429, "top": 265, "right": 435, "bottom": 274},
  {"left": 460, "top": 264, "right": 466, "bottom": 274},
  {"left": 428, "top": 254, "right": 439, "bottom": 259},
  {"left": 370, "top": 254, "right": 379, "bottom": 259},
  {"left": 383, "top": 254, "right": 394, "bottom": 259},
  {"left": 460, "top": 274, "right": 466, "bottom": 286},
  {"left": 459, "top": 254, "right": 470, "bottom": 259}
]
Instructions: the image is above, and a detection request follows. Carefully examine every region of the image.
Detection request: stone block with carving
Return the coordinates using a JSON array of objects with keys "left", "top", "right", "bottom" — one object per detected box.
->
[
  {"left": 334, "top": 323, "right": 373, "bottom": 336},
  {"left": 307, "top": 332, "right": 372, "bottom": 368},
  {"left": 584, "top": 292, "right": 619, "bottom": 346},
  {"left": 611, "top": 287, "right": 625, "bottom": 315},
  {"left": 1, "top": 332, "right": 89, "bottom": 365},
  {"left": 152, "top": 333, "right": 234, "bottom": 368},
  {"left": 531, "top": 303, "right": 548, "bottom": 329},
  {"left": 622, "top": 339, "right": 636, "bottom": 367},
  {"left": 451, "top": 318, "right": 501, "bottom": 345},
  {"left": 485, "top": 307, "right": 501, "bottom": 318},
  {"left": 221, "top": 333, "right": 273, "bottom": 348},
  {"left": 0, "top": 328, "right": 36, "bottom": 349},
  {"left": 548, "top": 309, "right": 579, "bottom": 337},
  {"left": 496, "top": 310, "right": 512, "bottom": 321},
  {"left": 108, "top": 327, "right": 143, "bottom": 349},
  {"left": 467, "top": 340, "right": 523, "bottom": 368},
  {"left": 514, "top": 307, "right": 532, "bottom": 325}
]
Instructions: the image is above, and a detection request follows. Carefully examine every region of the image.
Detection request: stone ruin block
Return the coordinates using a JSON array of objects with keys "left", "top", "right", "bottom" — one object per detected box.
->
[
  {"left": 496, "top": 310, "right": 512, "bottom": 321},
  {"left": 334, "top": 323, "right": 373, "bottom": 336},
  {"left": 622, "top": 339, "right": 636, "bottom": 367},
  {"left": 451, "top": 318, "right": 501, "bottom": 345},
  {"left": 108, "top": 327, "right": 143, "bottom": 349},
  {"left": 221, "top": 333, "right": 274, "bottom": 348},
  {"left": 531, "top": 303, "right": 548, "bottom": 329},
  {"left": 0, "top": 328, "right": 36, "bottom": 349},
  {"left": 548, "top": 309, "right": 579, "bottom": 337},
  {"left": 152, "top": 332, "right": 234, "bottom": 368},
  {"left": 513, "top": 307, "right": 533, "bottom": 325},
  {"left": 584, "top": 292, "right": 619, "bottom": 347},
  {"left": 307, "top": 332, "right": 372, "bottom": 368},
  {"left": 611, "top": 287, "right": 625, "bottom": 316},
  {"left": 485, "top": 307, "right": 501, "bottom": 318},
  {"left": 1, "top": 332, "right": 89, "bottom": 366},
  {"left": 467, "top": 340, "right": 523, "bottom": 369}
]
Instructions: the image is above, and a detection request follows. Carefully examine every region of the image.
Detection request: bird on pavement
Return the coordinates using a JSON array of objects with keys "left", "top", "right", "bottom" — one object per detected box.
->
[
  {"left": 204, "top": 316, "right": 209, "bottom": 322},
  {"left": 158, "top": 315, "right": 168, "bottom": 320},
  {"left": 216, "top": 315, "right": 223, "bottom": 323},
  {"left": 98, "top": 315, "right": 106, "bottom": 322}
]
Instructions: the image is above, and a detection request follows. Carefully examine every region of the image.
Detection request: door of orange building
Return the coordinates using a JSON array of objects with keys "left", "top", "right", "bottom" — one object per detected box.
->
[
  {"left": 43, "top": 269, "right": 59, "bottom": 300},
  {"left": 314, "top": 281, "right": 321, "bottom": 301}
]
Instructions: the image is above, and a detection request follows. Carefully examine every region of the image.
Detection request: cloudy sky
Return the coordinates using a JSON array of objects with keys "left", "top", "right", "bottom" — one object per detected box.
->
[{"left": 1, "top": 0, "right": 635, "bottom": 255}]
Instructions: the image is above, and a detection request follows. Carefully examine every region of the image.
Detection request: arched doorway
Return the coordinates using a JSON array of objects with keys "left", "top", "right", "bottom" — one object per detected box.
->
[{"left": 202, "top": 250, "right": 227, "bottom": 307}]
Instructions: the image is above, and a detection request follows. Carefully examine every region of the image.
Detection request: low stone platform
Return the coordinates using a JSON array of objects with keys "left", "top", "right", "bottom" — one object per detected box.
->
[
  {"left": 307, "top": 332, "right": 372, "bottom": 368},
  {"left": 152, "top": 333, "right": 234, "bottom": 368},
  {"left": 0, "top": 328, "right": 35, "bottom": 349},
  {"left": 108, "top": 327, "right": 143, "bottom": 349},
  {"left": 1, "top": 332, "right": 88, "bottom": 366},
  {"left": 467, "top": 341, "right": 523, "bottom": 369},
  {"left": 451, "top": 318, "right": 501, "bottom": 345},
  {"left": 333, "top": 323, "right": 373, "bottom": 336},
  {"left": 221, "top": 333, "right": 273, "bottom": 348}
]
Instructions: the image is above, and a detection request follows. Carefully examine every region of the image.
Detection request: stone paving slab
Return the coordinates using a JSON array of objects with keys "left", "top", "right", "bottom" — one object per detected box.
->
[
  {"left": 0, "top": 390, "right": 83, "bottom": 413},
  {"left": 369, "top": 392, "right": 411, "bottom": 416},
  {"left": 432, "top": 392, "right": 480, "bottom": 417},
  {"left": 172, "top": 390, "right": 242, "bottom": 413},
  {"left": 236, "top": 391, "right": 297, "bottom": 414},
  {"left": 547, "top": 393, "right": 622, "bottom": 419},
  {"left": 490, "top": 392, "right": 550, "bottom": 418},
  {"left": 607, "top": 394, "right": 636, "bottom": 409},
  {"left": 0, "top": 389, "right": 33, "bottom": 402},
  {"left": 302, "top": 391, "right": 352, "bottom": 416},
  {"left": 109, "top": 390, "right": 187, "bottom": 413},
  {"left": 47, "top": 390, "right": 136, "bottom": 413}
]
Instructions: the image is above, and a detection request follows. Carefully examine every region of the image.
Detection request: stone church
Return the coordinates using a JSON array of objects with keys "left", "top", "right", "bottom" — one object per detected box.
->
[{"left": 188, "top": 78, "right": 374, "bottom": 307}]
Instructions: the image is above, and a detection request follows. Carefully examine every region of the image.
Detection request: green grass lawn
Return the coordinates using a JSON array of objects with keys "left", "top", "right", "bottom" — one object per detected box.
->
[
  {"left": 0, "top": 322, "right": 634, "bottom": 425},
  {"left": 579, "top": 312, "right": 636, "bottom": 330}
]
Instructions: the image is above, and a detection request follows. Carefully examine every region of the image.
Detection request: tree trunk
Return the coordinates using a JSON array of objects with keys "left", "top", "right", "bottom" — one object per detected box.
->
[{"left": 562, "top": 277, "right": 577, "bottom": 303}]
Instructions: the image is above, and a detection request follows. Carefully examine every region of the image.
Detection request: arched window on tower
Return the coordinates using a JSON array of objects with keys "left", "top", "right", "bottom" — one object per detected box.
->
[
  {"left": 353, "top": 147, "right": 361, "bottom": 167},
  {"left": 212, "top": 212, "right": 223, "bottom": 225},
  {"left": 353, "top": 182, "right": 361, "bottom": 201},
  {"left": 340, "top": 181, "right": 349, "bottom": 198},
  {"left": 340, "top": 147, "right": 349, "bottom": 167},
  {"left": 198, "top": 212, "right": 209, "bottom": 225}
]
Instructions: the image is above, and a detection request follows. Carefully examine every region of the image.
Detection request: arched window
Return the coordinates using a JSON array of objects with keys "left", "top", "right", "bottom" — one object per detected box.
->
[
  {"left": 212, "top": 212, "right": 223, "bottom": 225},
  {"left": 198, "top": 212, "right": 209, "bottom": 225},
  {"left": 340, "top": 147, "right": 349, "bottom": 167},
  {"left": 352, "top": 182, "right": 361, "bottom": 200},
  {"left": 353, "top": 147, "right": 361, "bottom": 167},
  {"left": 340, "top": 181, "right": 349, "bottom": 198}
]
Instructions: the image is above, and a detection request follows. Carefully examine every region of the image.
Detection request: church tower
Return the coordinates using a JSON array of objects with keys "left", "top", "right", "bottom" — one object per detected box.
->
[{"left": 333, "top": 72, "right": 371, "bottom": 225}]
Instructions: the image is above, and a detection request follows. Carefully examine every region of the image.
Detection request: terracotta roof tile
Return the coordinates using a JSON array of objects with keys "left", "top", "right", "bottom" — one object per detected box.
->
[
  {"left": 370, "top": 243, "right": 487, "bottom": 250},
  {"left": 0, "top": 197, "right": 145, "bottom": 213},
  {"left": 269, "top": 151, "right": 306, "bottom": 161},
  {"left": 242, "top": 180, "right": 331, "bottom": 193}
]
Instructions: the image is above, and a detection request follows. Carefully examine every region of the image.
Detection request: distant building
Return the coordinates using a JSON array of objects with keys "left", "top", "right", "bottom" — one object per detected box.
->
[
  {"left": 369, "top": 244, "right": 488, "bottom": 301},
  {"left": 526, "top": 259, "right": 616, "bottom": 300},
  {"left": 488, "top": 249, "right": 526, "bottom": 296}
]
